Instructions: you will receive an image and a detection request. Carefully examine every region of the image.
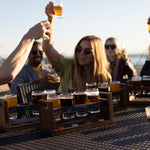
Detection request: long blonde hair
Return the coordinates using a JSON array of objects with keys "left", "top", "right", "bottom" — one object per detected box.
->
[{"left": 73, "top": 35, "right": 109, "bottom": 91}]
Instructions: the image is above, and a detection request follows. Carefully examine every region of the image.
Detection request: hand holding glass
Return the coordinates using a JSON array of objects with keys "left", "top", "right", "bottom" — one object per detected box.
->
[{"left": 53, "top": 0, "right": 63, "bottom": 18}]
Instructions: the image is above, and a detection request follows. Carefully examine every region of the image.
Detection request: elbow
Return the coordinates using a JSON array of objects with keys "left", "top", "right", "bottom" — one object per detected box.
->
[
  {"left": 7, "top": 73, "right": 15, "bottom": 83},
  {"left": 0, "top": 73, "right": 15, "bottom": 85}
]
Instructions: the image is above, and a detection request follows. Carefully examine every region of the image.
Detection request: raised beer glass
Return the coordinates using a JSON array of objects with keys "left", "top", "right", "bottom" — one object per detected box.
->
[{"left": 53, "top": 0, "right": 63, "bottom": 18}]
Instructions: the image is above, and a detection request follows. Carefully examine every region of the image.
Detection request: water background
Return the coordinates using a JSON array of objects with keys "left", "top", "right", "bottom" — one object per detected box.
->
[{"left": 129, "top": 54, "right": 148, "bottom": 75}]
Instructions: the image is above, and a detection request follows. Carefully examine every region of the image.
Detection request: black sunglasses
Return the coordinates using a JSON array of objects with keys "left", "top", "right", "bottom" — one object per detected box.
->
[
  {"left": 105, "top": 45, "right": 116, "bottom": 49},
  {"left": 31, "top": 51, "right": 43, "bottom": 56},
  {"left": 76, "top": 47, "right": 92, "bottom": 55}
]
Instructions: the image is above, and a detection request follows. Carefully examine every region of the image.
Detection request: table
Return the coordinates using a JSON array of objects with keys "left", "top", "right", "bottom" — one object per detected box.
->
[{"left": 0, "top": 106, "right": 150, "bottom": 150}]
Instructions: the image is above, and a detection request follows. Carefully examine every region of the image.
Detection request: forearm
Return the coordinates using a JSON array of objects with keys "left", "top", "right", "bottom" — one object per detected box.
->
[
  {"left": 43, "top": 16, "right": 60, "bottom": 67},
  {"left": 0, "top": 34, "right": 35, "bottom": 84},
  {"left": 43, "top": 40, "right": 61, "bottom": 67},
  {"left": 125, "top": 58, "right": 137, "bottom": 77}
]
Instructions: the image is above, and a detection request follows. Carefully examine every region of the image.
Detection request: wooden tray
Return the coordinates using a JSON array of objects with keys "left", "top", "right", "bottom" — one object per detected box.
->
[
  {"left": 127, "top": 81, "right": 150, "bottom": 106},
  {"left": 0, "top": 100, "right": 40, "bottom": 133},
  {"left": 39, "top": 92, "right": 113, "bottom": 136}
]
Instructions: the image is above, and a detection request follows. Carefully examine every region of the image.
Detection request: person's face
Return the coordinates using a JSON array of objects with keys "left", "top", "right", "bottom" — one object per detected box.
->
[
  {"left": 28, "top": 43, "right": 43, "bottom": 67},
  {"left": 105, "top": 40, "right": 117, "bottom": 63},
  {"left": 76, "top": 40, "right": 94, "bottom": 67}
]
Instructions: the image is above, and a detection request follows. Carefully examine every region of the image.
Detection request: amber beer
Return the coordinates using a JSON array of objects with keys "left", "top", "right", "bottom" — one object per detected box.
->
[
  {"left": 86, "top": 90, "right": 100, "bottom": 103},
  {"left": 131, "top": 76, "right": 142, "bottom": 88},
  {"left": 4, "top": 94, "right": 18, "bottom": 120},
  {"left": 110, "top": 81, "right": 120, "bottom": 92},
  {"left": 116, "top": 51, "right": 123, "bottom": 56},
  {"left": 47, "top": 95, "right": 60, "bottom": 109},
  {"left": 86, "top": 89, "right": 100, "bottom": 113},
  {"left": 4, "top": 94, "right": 18, "bottom": 108},
  {"left": 53, "top": 5, "right": 63, "bottom": 16}
]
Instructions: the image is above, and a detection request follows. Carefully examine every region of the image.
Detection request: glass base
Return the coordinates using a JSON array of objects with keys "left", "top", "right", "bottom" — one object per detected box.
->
[
  {"left": 76, "top": 111, "right": 88, "bottom": 117},
  {"left": 62, "top": 113, "right": 75, "bottom": 120},
  {"left": 9, "top": 115, "right": 17, "bottom": 120},
  {"left": 88, "top": 109, "right": 100, "bottom": 114}
]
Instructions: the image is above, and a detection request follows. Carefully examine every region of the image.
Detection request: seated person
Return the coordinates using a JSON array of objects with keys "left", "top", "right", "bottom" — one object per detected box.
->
[
  {"left": 140, "top": 60, "right": 150, "bottom": 76},
  {"left": 11, "top": 41, "right": 59, "bottom": 94},
  {"left": 0, "top": 20, "right": 50, "bottom": 85},
  {"left": 105, "top": 37, "right": 137, "bottom": 81}
]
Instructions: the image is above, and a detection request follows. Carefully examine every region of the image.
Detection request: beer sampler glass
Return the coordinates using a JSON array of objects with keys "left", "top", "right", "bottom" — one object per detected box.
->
[
  {"left": 47, "top": 94, "right": 61, "bottom": 121},
  {"left": 86, "top": 82, "right": 97, "bottom": 91},
  {"left": 53, "top": 0, "right": 63, "bottom": 18},
  {"left": 98, "top": 82, "right": 109, "bottom": 92},
  {"left": 32, "top": 91, "right": 44, "bottom": 116},
  {"left": 43, "top": 89, "right": 56, "bottom": 100},
  {"left": 142, "top": 75, "right": 150, "bottom": 87},
  {"left": 110, "top": 81, "right": 120, "bottom": 105},
  {"left": 60, "top": 93, "right": 75, "bottom": 120},
  {"left": 4, "top": 94, "right": 18, "bottom": 120},
  {"left": 73, "top": 91, "right": 88, "bottom": 117},
  {"left": 131, "top": 76, "right": 142, "bottom": 88},
  {"left": 98, "top": 82, "right": 109, "bottom": 98},
  {"left": 142, "top": 75, "right": 150, "bottom": 94},
  {"left": 86, "top": 88, "right": 100, "bottom": 114},
  {"left": 131, "top": 76, "right": 142, "bottom": 96}
]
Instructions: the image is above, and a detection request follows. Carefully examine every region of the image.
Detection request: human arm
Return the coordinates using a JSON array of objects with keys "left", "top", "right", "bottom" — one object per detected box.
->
[
  {"left": 0, "top": 21, "right": 50, "bottom": 85},
  {"left": 118, "top": 57, "right": 137, "bottom": 80},
  {"left": 42, "top": 1, "right": 61, "bottom": 67},
  {"left": 31, "top": 74, "right": 60, "bottom": 84},
  {"left": 121, "top": 49, "right": 137, "bottom": 77}
]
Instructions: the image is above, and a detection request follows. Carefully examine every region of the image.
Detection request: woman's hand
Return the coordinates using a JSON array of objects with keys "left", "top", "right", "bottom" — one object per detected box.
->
[{"left": 121, "top": 49, "right": 128, "bottom": 60}]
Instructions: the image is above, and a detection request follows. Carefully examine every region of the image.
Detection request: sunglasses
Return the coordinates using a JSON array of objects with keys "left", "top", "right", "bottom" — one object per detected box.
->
[
  {"left": 31, "top": 51, "right": 43, "bottom": 56},
  {"left": 105, "top": 45, "right": 116, "bottom": 49},
  {"left": 76, "top": 47, "right": 92, "bottom": 55}
]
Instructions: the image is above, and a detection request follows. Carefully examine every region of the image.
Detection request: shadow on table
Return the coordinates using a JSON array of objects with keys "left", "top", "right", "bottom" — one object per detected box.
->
[
  {"left": 0, "top": 128, "right": 49, "bottom": 146},
  {"left": 80, "top": 107, "right": 150, "bottom": 146}
]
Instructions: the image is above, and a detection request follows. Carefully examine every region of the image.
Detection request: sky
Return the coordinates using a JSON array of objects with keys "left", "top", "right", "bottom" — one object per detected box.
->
[{"left": 0, "top": 0, "right": 150, "bottom": 58}]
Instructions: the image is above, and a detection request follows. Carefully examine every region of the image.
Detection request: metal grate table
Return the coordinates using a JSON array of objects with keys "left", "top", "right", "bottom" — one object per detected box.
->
[{"left": 0, "top": 106, "right": 150, "bottom": 150}]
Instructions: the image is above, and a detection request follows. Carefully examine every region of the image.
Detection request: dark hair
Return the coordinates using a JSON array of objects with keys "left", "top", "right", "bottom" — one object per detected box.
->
[{"left": 33, "top": 41, "right": 41, "bottom": 47}]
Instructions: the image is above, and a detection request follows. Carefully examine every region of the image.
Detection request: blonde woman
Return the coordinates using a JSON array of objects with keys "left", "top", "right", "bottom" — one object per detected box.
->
[
  {"left": 43, "top": 2, "right": 111, "bottom": 92},
  {"left": 105, "top": 37, "right": 137, "bottom": 81}
]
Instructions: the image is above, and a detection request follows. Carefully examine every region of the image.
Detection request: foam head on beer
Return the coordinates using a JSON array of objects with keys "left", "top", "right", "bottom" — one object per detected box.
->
[
  {"left": 32, "top": 90, "right": 44, "bottom": 104},
  {"left": 86, "top": 89, "right": 100, "bottom": 103}
]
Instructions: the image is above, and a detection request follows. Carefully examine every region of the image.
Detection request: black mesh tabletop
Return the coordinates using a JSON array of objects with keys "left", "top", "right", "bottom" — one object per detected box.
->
[{"left": 0, "top": 107, "right": 150, "bottom": 150}]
